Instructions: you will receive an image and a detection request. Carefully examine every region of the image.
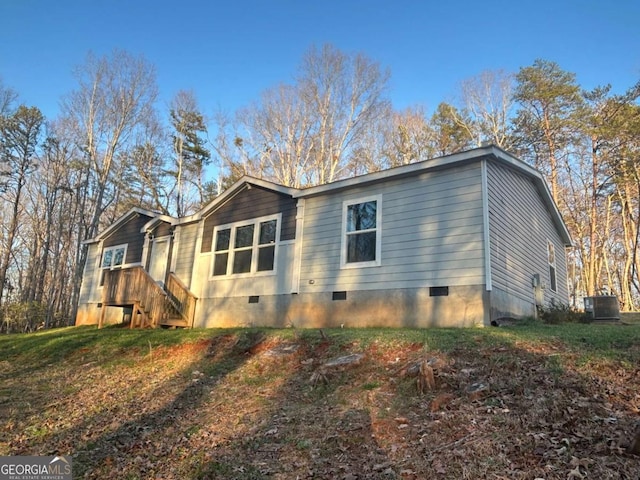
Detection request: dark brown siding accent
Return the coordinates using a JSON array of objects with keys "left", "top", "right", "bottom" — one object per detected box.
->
[
  {"left": 103, "top": 213, "right": 153, "bottom": 264},
  {"left": 153, "top": 221, "right": 173, "bottom": 238},
  {"left": 201, "top": 185, "right": 297, "bottom": 253}
]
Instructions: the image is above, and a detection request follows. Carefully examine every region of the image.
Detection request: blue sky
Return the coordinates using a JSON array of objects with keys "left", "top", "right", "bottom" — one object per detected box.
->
[{"left": 1, "top": 0, "right": 639, "bottom": 121}]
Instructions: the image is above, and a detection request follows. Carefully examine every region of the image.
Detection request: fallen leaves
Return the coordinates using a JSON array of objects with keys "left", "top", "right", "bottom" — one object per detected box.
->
[{"left": 1, "top": 330, "right": 639, "bottom": 479}]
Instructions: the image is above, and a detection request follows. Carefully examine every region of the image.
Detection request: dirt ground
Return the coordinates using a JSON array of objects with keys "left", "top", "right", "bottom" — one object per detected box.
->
[{"left": 1, "top": 329, "right": 639, "bottom": 479}]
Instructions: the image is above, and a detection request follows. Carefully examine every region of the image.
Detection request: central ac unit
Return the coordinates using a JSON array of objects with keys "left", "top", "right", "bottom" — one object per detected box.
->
[{"left": 583, "top": 296, "right": 620, "bottom": 322}]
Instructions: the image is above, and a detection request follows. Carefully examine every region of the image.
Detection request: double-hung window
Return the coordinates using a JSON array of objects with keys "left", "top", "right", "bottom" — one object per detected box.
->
[
  {"left": 341, "top": 195, "right": 381, "bottom": 268},
  {"left": 547, "top": 240, "right": 557, "bottom": 292},
  {"left": 212, "top": 215, "right": 279, "bottom": 277},
  {"left": 102, "top": 244, "right": 127, "bottom": 269},
  {"left": 100, "top": 244, "right": 127, "bottom": 285}
]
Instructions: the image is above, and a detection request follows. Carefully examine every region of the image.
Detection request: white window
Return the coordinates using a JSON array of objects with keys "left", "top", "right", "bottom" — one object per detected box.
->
[
  {"left": 548, "top": 240, "right": 557, "bottom": 292},
  {"left": 102, "top": 244, "right": 127, "bottom": 269},
  {"left": 341, "top": 195, "right": 381, "bottom": 268},
  {"left": 100, "top": 244, "right": 127, "bottom": 286},
  {"left": 212, "top": 215, "right": 280, "bottom": 277}
]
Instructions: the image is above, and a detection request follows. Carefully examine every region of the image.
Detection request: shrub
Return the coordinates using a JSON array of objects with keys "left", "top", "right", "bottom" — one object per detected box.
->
[
  {"left": 537, "top": 300, "right": 590, "bottom": 324},
  {"left": 0, "top": 301, "right": 47, "bottom": 333}
]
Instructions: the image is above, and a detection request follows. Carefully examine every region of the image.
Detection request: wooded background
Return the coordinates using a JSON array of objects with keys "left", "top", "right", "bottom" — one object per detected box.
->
[{"left": 1, "top": 45, "right": 639, "bottom": 331}]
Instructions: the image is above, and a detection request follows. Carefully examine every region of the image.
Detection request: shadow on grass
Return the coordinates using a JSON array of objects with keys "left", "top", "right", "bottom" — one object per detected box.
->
[
  {"left": 188, "top": 324, "right": 640, "bottom": 479},
  {"left": 67, "top": 331, "right": 266, "bottom": 477},
  {"left": 181, "top": 332, "right": 400, "bottom": 480},
  {"left": 0, "top": 326, "right": 220, "bottom": 379},
  {"left": 2, "top": 324, "right": 640, "bottom": 479}
]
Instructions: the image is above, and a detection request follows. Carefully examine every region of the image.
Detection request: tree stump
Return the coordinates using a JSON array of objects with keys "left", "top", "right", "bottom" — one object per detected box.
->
[{"left": 417, "top": 358, "right": 436, "bottom": 394}]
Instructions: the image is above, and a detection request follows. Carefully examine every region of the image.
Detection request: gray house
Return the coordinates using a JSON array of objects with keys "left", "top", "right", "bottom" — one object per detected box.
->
[{"left": 76, "top": 145, "right": 571, "bottom": 329}]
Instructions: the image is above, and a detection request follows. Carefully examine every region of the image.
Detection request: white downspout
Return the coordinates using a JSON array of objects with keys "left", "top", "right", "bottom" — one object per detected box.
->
[{"left": 481, "top": 159, "right": 493, "bottom": 291}]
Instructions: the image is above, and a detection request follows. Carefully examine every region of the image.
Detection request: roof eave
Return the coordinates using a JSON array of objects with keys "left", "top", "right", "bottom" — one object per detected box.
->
[
  {"left": 295, "top": 145, "right": 500, "bottom": 198},
  {"left": 140, "top": 214, "right": 180, "bottom": 234},
  {"left": 292, "top": 144, "right": 573, "bottom": 246},
  {"left": 82, "top": 207, "right": 159, "bottom": 244},
  {"left": 188, "top": 176, "right": 298, "bottom": 222}
]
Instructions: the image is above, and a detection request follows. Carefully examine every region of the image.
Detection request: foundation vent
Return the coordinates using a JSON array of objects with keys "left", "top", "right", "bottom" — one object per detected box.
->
[
  {"left": 332, "top": 291, "right": 347, "bottom": 301},
  {"left": 429, "top": 286, "right": 449, "bottom": 297}
]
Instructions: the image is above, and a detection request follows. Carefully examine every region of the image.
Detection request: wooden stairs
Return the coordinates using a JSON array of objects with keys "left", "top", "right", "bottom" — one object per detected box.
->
[{"left": 99, "top": 266, "right": 197, "bottom": 329}]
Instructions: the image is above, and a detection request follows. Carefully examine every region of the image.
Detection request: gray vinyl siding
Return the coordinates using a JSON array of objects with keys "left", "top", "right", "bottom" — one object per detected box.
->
[
  {"left": 300, "top": 162, "right": 485, "bottom": 292},
  {"left": 201, "top": 186, "right": 297, "bottom": 253},
  {"left": 102, "top": 213, "right": 152, "bottom": 264},
  {"left": 173, "top": 222, "right": 198, "bottom": 287},
  {"left": 78, "top": 242, "right": 101, "bottom": 304},
  {"left": 487, "top": 160, "right": 569, "bottom": 305}
]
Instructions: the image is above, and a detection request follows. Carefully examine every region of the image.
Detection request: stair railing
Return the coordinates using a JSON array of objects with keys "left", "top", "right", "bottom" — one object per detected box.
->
[
  {"left": 166, "top": 273, "right": 197, "bottom": 327},
  {"left": 102, "top": 267, "right": 176, "bottom": 327}
]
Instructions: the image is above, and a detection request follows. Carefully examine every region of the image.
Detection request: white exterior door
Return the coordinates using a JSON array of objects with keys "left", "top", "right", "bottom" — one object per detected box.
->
[{"left": 148, "top": 236, "right": 171, "bottom": 285}]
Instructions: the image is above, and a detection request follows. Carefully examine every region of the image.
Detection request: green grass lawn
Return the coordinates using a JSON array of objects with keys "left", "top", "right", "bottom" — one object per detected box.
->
[
  {"left": 1, "top": 322, "right": 639, "bottom": 479},
  {"left": 1, "top": 321, "right": 639, "bottom": 369}
]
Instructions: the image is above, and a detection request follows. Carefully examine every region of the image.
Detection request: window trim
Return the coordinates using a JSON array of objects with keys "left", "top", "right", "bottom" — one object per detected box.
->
[
  {"left": 547, "top": 239, "right": 557, "bottom": 292},
  {"left": 210, "top": 213, "right": 281, "bottom": 278},
  {"left": 101, "top": 243, "right": 128, "bottom": 270},
  {"left": 340, "top": 194, "right": 382, "bottom": 269},
  {"left": 98, "top": 243, "right": 128, "bottom": 287}
]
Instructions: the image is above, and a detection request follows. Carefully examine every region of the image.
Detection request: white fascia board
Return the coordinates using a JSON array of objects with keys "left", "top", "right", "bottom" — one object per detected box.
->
[
  {"left": 140, "top": 214, "right": 180, "bottom": 233},
  {"left": 187, "top": 176, "right": 299, "bottom": 222},
  {"left": 242, "top": 176, "right": 299, "bottom": 196},
  {"left": 83, "top": 207, "right": 159, "bottom": 244},
  {"left": 488, "top": 146, "right": 573, "bottom": 247},
  {"left": 294, "top": 146, "right": 498, "bottom": 198}
]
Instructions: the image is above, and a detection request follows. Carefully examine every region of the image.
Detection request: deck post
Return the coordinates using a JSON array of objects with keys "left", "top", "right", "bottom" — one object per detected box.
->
[
  {"left": 131, "top": 301, "right": 140, "bottom": 329},
  {"left": 98, "top": 266, "right": 195, "bottom": 329},
  {"left": 98, "top": 304, "right": 106, "bottom": 329},
  {"left": 98, "top": 278, "right": 107, "bottom": 329}
]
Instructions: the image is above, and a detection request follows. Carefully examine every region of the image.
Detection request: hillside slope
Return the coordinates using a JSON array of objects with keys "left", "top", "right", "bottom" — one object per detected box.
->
[{"left": 1, "top": 325, "right": 639, "bottom": 479}]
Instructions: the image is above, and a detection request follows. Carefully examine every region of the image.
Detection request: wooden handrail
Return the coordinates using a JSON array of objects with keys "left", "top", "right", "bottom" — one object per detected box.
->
[
  {"left": 166, "top": 272, "right": 198, "bottom": 327},
  {"left": 102, "top": 267, "right": 172, "bottom": 327},
  {"left": 100, "top": 266, "right": 196, "bottom": 328}
]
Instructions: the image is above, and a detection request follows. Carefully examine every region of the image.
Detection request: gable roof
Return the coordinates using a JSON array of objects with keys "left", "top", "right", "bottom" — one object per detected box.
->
[
  {"left": 89, "top": 147, "right": 571, "bottom": 248},
  {"left": 294, "top": 145, "right": 572, "bottom": 246},
  {"left": 140, "top": 213, "right": 179, "bottom": 233},
  {"left": 82, "top": 207, "right": 160, "bottom": 245},
  {"left": 183, "top": 176, "right": 298, "bottom": 223}
]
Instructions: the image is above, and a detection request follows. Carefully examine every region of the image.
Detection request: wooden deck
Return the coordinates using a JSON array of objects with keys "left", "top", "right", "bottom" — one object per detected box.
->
[{"left": 99, "top": 266, "right": 197, "bottom": 329}]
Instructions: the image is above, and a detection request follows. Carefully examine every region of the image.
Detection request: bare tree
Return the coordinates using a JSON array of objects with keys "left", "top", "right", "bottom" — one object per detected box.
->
[
  {"left": 0, "top": 78, "right": 18, "bottom": 117},
  {"left": 60, "top": 50, "right": 158, "bottom": 322},
  {"left": 459, "top": 69, "right": 516, "bottom": 149},
  {"left": 380, "top": 106, "right": 436, "bottom": 168},
  {"left": 0, "top": 106, "right": 44, "bottom": 307},
  {"left": 61, "top": 49, "right": 158, "bottom": 238},
  {"left": 299, "top": 44, "right": 391, "bottom": 184},
  {"left": 20, "top": 129, "right": 79, "bottom": 326},
  {"left": 234, "top": 83, "right": 315, "bottom": 187},
  {"left": 129, "top": 120, "right": 173, "bottom": 215},
  {"left": 215, "top": 44, "right": 391, "bottom": 188}
]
